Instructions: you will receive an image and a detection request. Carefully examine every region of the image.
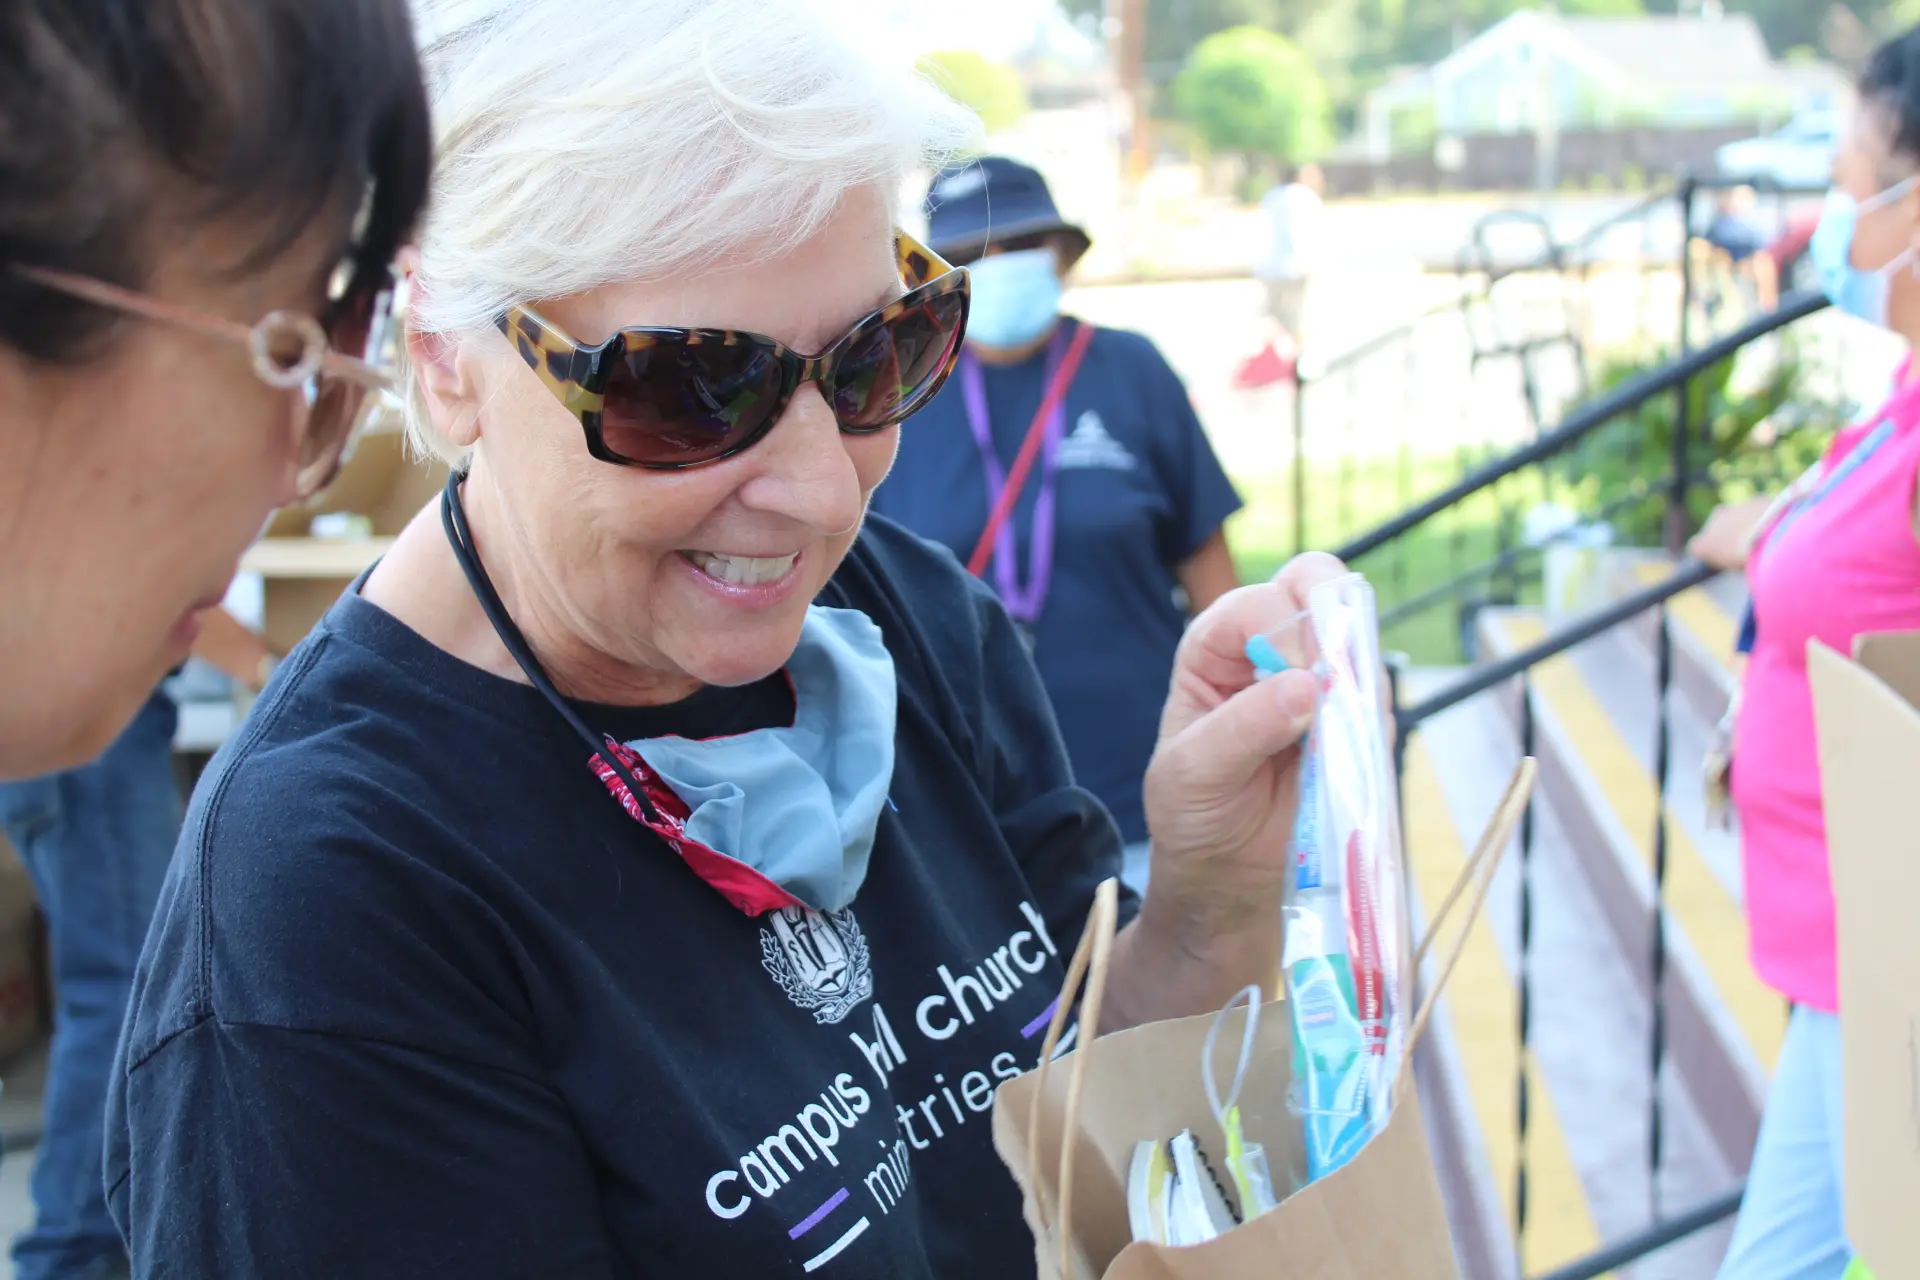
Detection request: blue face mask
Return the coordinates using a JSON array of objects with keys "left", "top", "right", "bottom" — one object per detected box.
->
[
  {"left": 1810, "top": 177, "right": 1918, "bottom": 328},
  {"left": 964, "top": 248, "right": 1063, "bottom": 350}
]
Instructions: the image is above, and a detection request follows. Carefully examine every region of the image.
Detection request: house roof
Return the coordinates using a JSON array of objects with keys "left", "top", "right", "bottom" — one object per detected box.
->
[
  {"left": 1367, "top": 9, "right": 1849, "bottom": 111},
  {"left": 1552, "top": 14, "right": 1778, "bottom": 93}
]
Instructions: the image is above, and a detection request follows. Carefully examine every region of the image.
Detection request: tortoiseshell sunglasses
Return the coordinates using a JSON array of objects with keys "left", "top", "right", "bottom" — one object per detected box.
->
[{"left": 497, "top": 233, "right": 970, "bottom": 469}]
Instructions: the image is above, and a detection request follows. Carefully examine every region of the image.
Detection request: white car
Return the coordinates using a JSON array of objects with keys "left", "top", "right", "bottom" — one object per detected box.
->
[{"left": 1715, "top": 111, "right": 1842, "bottom": 190}]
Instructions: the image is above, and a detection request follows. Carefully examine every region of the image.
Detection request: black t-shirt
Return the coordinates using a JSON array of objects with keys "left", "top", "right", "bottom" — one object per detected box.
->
[
  {"left": 106, "top": 516, "right": 1137, "bottom": 1279},
  {"left": 870, "top": 324, "right": 1242, "bottom": 843}
]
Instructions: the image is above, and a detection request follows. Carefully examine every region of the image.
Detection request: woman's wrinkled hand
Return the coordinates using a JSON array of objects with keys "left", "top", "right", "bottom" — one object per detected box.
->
[{"left": 1139, "top": 552, "right": 1348, "bottom": 944}]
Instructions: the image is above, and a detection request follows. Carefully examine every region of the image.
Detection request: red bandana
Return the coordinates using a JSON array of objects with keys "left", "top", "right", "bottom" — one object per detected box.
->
[{"left": 589, "top": 740, "right": 804, "bottom": 917}]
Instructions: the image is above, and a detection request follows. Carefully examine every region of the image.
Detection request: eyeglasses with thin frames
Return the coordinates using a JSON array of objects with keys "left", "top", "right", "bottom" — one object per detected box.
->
[{"left": 12, "top": 261, "right": 405, "bottom": 498}]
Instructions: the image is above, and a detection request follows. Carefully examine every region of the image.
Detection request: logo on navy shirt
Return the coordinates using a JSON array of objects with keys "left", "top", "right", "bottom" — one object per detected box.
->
[
  {"left": 761, "top": 906, "right": 874, "bottom": 1025},
  {"left": 1056, "top": 411, "right": 1137, "bottom": 471}
]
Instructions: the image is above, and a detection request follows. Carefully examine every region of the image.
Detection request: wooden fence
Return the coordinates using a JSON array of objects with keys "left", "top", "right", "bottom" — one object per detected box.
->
[{"left": 1322, "top": 125, "right": 1759, "bottom": 196}]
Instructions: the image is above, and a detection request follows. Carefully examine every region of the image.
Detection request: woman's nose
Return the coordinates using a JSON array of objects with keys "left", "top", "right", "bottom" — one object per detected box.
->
[{"left": 736, "top": 384, "right": 864, "bottom": 532}]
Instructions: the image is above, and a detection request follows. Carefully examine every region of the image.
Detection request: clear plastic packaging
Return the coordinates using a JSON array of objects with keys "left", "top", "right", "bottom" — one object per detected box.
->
[
  {"left": 1253, "top": 574, "right": 1409, "bottom": 1183},
  {"left": 1125, "top": 984, "right": 1278, "bottom": 1246}
]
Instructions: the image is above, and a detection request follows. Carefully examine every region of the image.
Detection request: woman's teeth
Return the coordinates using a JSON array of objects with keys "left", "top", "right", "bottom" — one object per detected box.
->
[{"left": 686, "top": 551, "right": 798, "bottom": 586}]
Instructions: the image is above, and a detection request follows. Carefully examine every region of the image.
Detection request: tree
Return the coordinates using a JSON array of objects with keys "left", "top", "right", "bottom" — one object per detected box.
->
[
  {"left": 1172, "top": 26, "right": 1333, "bottom": 169},
  {"left": 918, "top": 50, "right": 1029, "bottom": 136},
  {"left": 1060, "top": 0, "right": 1296, "bottom": 76},
  {"left": 1066, "top": 0, "right": 1647, "bottom": 115},
  {"left": 1710, "top": 0, "right": 1844, "bottom": 56}
]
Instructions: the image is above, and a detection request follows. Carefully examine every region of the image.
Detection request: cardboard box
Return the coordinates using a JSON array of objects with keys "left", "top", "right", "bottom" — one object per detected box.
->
[
  {"left": 1808, "top": 634, "right": 1920, "bottom": 1280},
  {"left": 246, "top": 421, "right": 447, "bottom": 655}
]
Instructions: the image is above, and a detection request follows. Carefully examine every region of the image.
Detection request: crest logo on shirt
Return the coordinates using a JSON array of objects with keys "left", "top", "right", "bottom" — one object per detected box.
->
[
  {"left": 1056, "top": 411, "right": 1137, "bottom": 471},
  {"left": 760, "top": 906, "right": 873, "bottom": 1025}
]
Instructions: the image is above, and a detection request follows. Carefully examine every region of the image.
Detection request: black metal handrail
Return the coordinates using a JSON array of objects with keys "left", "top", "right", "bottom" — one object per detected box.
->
[
  {"left": 1338, "top": 290, "right": 1828, "bottom": 565},
  {"left": 1375, "top": 472, "right": 1683, "bottom": 631},
  {"left": 1533, "top": 1187, "right": 1747, "bottom": 1280},
  {"left": 1396, "top": 558, "right": 1719, "bottom": 731}
]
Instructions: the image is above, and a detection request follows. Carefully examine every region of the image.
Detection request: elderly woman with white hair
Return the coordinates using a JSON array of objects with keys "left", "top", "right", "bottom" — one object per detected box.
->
[{"left": 107, "top": 2, "right": 1340, "bottom": 1275}]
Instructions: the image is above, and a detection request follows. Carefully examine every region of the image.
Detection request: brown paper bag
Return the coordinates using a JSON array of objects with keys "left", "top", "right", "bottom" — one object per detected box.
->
[{"left": 993, "top": 759, "right": 1537, "bottom": 1279}]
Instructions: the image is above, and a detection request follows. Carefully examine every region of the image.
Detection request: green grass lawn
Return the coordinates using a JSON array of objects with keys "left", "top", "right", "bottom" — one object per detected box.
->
[{"left": 1225, "top": 453, "right": 1558, "bottom": 665}]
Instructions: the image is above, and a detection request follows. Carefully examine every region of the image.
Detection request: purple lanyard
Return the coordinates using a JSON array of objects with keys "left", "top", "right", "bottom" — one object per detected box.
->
[{"left": 959, "top": 327, "right": 1072, "bottom": 625}]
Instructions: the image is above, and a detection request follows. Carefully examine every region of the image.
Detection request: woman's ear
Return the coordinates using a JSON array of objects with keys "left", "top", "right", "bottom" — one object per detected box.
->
[{"left": 406, "top": 324, "right": 483, "bottom": 450}]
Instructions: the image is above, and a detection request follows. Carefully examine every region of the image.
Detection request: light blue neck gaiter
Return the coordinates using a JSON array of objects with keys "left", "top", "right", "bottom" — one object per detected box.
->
[{"left": 624, "top": 606, "right": 897, "bottom": 914}]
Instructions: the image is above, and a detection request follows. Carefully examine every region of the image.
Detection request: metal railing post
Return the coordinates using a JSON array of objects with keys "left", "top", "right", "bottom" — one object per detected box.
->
[
  {"left": 1338, "top": 365, "right": 1357, "bottom": 544},
  {"left": 1668, "top": 175, "right": 1698, "bottom": 557},
  {"left": 1515, "top": 678, "right": 1538, "bottom": 1271},
  {"left": 1387, "top": 655, "right": 1413, "bottom": 915},
  {"left": 1649, "top": 602, "right": 1677, "bottom": 1220},
  {"left": 1292, "top": 372, "right": 1308, "bottom": 558},
  {"left": 1644, "top": 174, "right": 1697, "bottom": 1223}
]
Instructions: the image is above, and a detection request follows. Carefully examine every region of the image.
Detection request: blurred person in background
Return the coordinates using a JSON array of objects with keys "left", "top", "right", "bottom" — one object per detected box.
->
[
  {"left": 874, "top": 157, "right": 1242, "bottom": 890},
  {"left": 0, "top": 611, "right": 273, "bottom": 1280},
  {"left": 1701, "top": 185, "right": 1783, "bottom": 314},
  {"left": 108, "top": 4, "right": 1339, "bottom": 1272},
  {"left": 0, "top": 0, "right": 430, "bottom": 784},
  {"left": 1256, "top": 162, "right": 1327, "bottom": 356},
  {"left": 1690, "top": 27, "right": 1920, "bottom": 1280}
]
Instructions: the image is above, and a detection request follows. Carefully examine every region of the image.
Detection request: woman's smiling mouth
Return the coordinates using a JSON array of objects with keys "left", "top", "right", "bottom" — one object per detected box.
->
[{"left": 681, "top": 550, "right": 802, "bottom": 588}]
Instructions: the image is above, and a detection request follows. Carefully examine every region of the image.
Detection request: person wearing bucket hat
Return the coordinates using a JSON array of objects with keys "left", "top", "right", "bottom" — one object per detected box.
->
[
  {"left": 874, "top": 157, "right": 1243, "bottom": 886},
  {"left": 910, "top": 157, "right": 1092, "bottom": 352}
]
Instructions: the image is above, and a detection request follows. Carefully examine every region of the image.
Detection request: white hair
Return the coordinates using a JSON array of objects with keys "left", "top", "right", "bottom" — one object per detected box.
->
[{"left": 402, "top": 0, "right": 980, "bottom": 463}]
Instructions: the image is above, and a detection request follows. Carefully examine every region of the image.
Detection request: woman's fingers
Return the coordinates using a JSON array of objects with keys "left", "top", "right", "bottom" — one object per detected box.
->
[
  {"left": 1155, "top": 666, "right": 1320, "bottom": 808},
  {"left": 1160, "top": 552, "right": 1349, "bottom": 746}
]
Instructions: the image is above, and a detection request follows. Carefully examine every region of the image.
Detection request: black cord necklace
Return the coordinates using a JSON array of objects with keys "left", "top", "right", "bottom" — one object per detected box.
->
[{"left": 439, "top": 469, "right": 663, "bottom": 825}]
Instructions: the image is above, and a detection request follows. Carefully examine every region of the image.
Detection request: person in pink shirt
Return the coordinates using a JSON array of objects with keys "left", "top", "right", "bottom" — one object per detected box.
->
[{"left": 1690, "top": 28, "right": 1920, "bottom": 1280}]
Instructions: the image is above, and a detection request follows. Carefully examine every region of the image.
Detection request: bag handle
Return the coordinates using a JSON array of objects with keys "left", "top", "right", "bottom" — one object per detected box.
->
[
  {"left": 1025, "top": 876, "right": 1120, "bottom": 1280},
  {"left": 1023, "top": 757, "right": 1535, "bottom": 1274},
  {"left": 967, "top": 320, "right": 1097, "bottom": 578},
  {"left": 1404, "top": 757, "right": 1536, "bottom": 1059}
]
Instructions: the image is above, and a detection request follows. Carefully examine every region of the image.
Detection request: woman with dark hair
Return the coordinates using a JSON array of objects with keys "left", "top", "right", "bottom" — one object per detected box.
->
[
  {"left": 0, "top": 5, "right": 430, "bottom": 1277},
  {"left": 1690, "top": 27, "right": 1920, "bottom": 1279},
  {"left": 0, "top": 0, "right": 432, "bottom": 781}
]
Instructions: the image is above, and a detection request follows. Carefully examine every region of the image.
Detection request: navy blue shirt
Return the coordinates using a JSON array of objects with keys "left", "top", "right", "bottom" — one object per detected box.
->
[
  {"left": 1707, "top": 213, "right": 1766, "bottom": 264},
  {"left": 872, "top": 323, "right": 1242, "bottom": 843},
  {"left": 107, "top": 517, "right": 1136, "bottom": 1279}
]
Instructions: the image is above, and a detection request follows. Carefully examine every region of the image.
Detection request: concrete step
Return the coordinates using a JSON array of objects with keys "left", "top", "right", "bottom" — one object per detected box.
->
[
  {"left": 1472, "top": 608, "right": 1787, "bottom": 1208},
  {"left": 1400, "top": 697, "right": 1595, "bottom": 1280},
  {"left": 1401, "top": 673, "right": 1739, "bottom": 1278}
]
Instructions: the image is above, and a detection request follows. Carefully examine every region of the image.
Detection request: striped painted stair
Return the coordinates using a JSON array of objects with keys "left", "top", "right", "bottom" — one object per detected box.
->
[{"left": 1400, "top": 574, "right": 1778, "bottom": 1279}]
